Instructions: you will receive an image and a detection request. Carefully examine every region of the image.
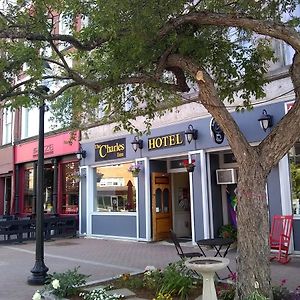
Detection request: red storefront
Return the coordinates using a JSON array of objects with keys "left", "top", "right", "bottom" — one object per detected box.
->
[
  {"left": 0, "top": 146, "right": 14, "bottom": 215},
  {"left": 14, "top": 131, "right": 80, "bottom": 216}
]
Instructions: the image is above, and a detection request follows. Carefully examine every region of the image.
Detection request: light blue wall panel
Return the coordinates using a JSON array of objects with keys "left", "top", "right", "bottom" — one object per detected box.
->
[{"left": 92, "top": 215, "right": 137, "bottom": 237}]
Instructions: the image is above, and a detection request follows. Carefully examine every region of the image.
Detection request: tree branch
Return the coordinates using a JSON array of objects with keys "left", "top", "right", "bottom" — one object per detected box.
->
[
  {"left": 0, "top": 29, "right": 106, "bottom": 51},
  {"left": 166, "top": 53, "right": 254, "bottom": 164},
  {"left": 259, "top": 53, "right": 300, "bottom": 171},
  {"left": 159, "top": 12, "right": 300, "bottom": 51}
]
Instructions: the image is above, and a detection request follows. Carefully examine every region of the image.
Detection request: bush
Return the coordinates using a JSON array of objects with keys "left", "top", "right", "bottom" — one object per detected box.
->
[
  {"left": 272, "top": 280, "right": 290, "bottom": 300},
  {"left": 218, "top": 224, "right": 237, "bottom": 241},
  {"left": 143, "top": 269, "right": 163, "bottom": 291},
  {"left": 217, "top": 283, "right": 235, "bottom": 300},
  {"left": 158, "top": 262, "right": 194, "bottom": 299},
  {"left": 44, "top": 267, "right": 89, "bottom": 298}
]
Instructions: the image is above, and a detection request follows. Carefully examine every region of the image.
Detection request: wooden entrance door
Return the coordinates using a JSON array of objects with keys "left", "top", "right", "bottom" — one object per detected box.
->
[{"left": 152, "top": 172, "right": 172, "bottom": 241}]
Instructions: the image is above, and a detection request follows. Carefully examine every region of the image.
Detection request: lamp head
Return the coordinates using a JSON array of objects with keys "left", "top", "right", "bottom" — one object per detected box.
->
[
  {"left": 76, "top": 148, "right": 86, "bottom": 160},
  {"left": 185, "top": 124, "right": 198, "bottom": 144},
  {"left": 131, "top": 136, "right": 143, "bottom": 152},
  {"left": 258, "top": 109, "right": 273, "bottom": 132}
]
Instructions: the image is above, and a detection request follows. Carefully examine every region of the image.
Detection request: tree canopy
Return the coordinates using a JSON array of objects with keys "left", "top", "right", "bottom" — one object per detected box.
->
[
  {"left": 1, "top": 1, "right": 300, "bottom": 299},
  {"left": 0, "top": 0, "right": 295, "bottom": 131}
]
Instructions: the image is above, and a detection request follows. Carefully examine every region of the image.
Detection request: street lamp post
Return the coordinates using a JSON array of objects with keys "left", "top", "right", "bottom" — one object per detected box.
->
[{"left": 28, "top": 88, "right": 49, "bottom": 285}]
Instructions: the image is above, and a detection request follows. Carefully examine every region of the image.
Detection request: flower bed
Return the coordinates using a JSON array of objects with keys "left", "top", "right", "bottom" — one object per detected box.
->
[{"left": 33, "top": 264, "right": 300, "bottom": 300}]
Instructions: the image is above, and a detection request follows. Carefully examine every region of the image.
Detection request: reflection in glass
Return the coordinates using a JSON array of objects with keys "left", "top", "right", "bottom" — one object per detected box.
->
[
  {"left": 44, "top": 166, "right": 54, "bottom": 213},
  {"left": 156, "top": 188, "right": 162, "bottom": 213},
  {"left": 163, "top": 188, "right": 169, "bottom": 213},
  {"left": 24, "top": 169, "right": 34, "bottom": 213},
  {"left": 62, "top": 162, "right": 79, "bottom": 214},
  {"left": 94, "top": 163, "right": 137, "bottom": 212}
]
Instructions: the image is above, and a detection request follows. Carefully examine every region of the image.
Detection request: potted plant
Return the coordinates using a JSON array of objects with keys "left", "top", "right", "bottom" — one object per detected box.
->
[
  {"left": 219, "top": 224, "right": 237, "bottom": 242},
  {"left": 183, "top": 159, "right": 196, "bottom": 172},
  {"left": 128, "top": 162, "right": 142, "bottom": 177}
]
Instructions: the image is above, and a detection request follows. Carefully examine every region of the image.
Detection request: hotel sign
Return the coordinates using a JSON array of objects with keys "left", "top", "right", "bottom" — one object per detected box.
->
[
  {"left": 148, "top": 132, "right": 185, "bottom": 150},
  {"left": 95, "top": 138, "right": 126, "bottom": 161}
]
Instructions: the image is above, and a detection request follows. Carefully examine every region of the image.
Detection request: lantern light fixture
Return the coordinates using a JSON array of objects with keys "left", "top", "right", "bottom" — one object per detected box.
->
[
  {"left": 185, "top": 124, "right": 198, "bottom": 144},
  {"left": 131, "top": 136, "right": 143, "bottom": 152},
  {"left": 258, "top": 109, "right": 273, "bottom": 132},
  {"left": 76, "top": 147, "right": 87, "bottom": 160}
]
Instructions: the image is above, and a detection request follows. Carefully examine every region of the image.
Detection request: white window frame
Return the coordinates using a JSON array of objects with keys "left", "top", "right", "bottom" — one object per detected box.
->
[
  {"left": 92, "top": 162, "right": 138, "bottom": 215},
  {"left": 2, "top": 108, "right": 12, "bottom": 145}
]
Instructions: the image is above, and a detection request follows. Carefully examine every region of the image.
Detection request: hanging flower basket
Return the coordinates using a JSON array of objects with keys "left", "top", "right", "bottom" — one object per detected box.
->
[
  {"left": 185, "top": 164, "right": 195, "bottom": 172},
  {"left": 128, "top": 162, "right": 142, "bottom": 177},
  {"left": 183, "top": 160, "right": 196, "bottom": 172},
  {"left": 131, "top": 169, "right": 140, "bottom": 177}
]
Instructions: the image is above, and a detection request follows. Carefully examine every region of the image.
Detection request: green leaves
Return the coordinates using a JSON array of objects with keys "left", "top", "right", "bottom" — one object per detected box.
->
[{"left": 0, "top": 0, "right": 299, "bottom": 130}]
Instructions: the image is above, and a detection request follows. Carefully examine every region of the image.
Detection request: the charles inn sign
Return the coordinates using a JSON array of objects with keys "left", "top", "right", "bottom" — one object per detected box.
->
[{"left": 95, "top": 138, "right": 126, "bottom": 161}]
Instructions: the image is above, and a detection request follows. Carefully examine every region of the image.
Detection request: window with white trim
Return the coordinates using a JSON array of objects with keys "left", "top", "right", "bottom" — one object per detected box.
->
[
  {"left": 93, "top": 163, "right": 137, "bottom": 213},
  {"left": 2, "top": 108, "right": 12, "bottom": 144},
  {"left": 21, "top": 106, "right": 61, "bottom": 139}
]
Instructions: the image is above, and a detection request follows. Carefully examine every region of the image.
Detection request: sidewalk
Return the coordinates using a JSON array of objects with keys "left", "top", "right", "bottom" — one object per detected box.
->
[{"left": 0, "top": 237, "right": 299, "bottom": 300}]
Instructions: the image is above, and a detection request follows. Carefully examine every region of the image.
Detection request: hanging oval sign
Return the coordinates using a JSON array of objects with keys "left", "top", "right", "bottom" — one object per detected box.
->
[{"left": 210, "top": 118, "right": 224, "bottom": 144}]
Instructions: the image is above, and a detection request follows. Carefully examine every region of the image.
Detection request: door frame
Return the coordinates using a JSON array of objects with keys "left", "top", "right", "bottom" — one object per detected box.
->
[{"left": 151, "top": 172, "right": 172, "bottom": 241}]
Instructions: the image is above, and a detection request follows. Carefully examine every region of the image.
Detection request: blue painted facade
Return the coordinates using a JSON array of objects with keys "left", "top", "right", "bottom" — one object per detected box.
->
[{"left": 80, "top": 100, "right": 300, "bottom": 252}]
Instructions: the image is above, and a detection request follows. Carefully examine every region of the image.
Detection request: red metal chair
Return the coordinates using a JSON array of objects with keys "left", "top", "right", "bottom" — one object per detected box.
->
[{"left": 269, "top": 215, "right": 293, "bottom": 264}]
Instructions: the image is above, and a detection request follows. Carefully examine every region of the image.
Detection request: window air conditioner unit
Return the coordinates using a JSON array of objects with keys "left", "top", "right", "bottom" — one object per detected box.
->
[{"left": 216, "top": 168, "right": 237, "bottom": 185}]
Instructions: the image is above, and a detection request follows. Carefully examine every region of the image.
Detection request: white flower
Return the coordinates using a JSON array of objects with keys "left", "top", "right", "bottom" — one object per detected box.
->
[
  {"left": 32, "top": 291, "right": 42, "bottom": 300},
  {"left": 144, "top": 265, "right": 156, "bottom": 272},
  {"left": 52, "top": 279, "right": 60, "bottom": 289},
  {"left": 254, "top": 281, "right": 259, "bottom": 289}
]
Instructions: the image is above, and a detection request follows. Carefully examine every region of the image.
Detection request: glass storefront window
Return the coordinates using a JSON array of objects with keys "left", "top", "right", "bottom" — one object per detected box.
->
[
  {"left": 62, "top": 162, "right": 79, "bottom": 214},
  {"left": 94, "top": 163, "right": 137, "bottom": 212},
  {"left": 289, "top": 142, "right": 300, "bottom": 215},
  {"left": 44, "top": 165, "right": 54, "bottom": 213},
  {"left": 24, "top": 169, "right": 34, "bottom": 213}
]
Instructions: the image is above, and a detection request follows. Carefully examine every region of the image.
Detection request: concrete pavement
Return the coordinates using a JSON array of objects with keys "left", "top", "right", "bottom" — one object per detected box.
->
[{"left": 0, "top": 237, "right": 299, "bottom": 299}]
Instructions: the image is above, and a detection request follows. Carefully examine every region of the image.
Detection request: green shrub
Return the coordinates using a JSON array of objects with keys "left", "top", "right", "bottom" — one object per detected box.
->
[
  {"left": 45, "top": 267, "right": 89, "bottom": 298},
  {"left": 218, "top": 224, "right": 237, "bottom": 241},
  {"left": 158, "top": 262, "right": 194, "bottom": 299},
  {"left": 217, "top": 283, "right": 235, "bottom": 300},
  {"left": 143, "top": 269, "right": 163, "bottom": 291},
  {"left": 124, "top": 276, "right": 144, "bottom": 290},
  {"left": 245, "top": 290, "right": 268, "bottom": 300}
]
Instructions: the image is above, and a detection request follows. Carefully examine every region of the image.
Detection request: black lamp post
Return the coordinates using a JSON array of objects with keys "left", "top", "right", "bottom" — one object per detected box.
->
[{"left": 27, "top": 86, "right": 50, "bottom": 285}]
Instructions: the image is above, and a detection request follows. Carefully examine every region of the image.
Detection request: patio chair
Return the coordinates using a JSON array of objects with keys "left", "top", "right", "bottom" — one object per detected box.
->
[
  {"left": 269, "top": 215, "right": 293, "bottom": 264},
  {"left": 170, "top": 230, "right": 202, "bottom": 260}
]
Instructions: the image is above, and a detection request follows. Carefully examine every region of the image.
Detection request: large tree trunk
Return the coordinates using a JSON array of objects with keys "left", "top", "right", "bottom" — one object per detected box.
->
[{"left": 235, "top": 162, "right": 272, "bottom": 300}]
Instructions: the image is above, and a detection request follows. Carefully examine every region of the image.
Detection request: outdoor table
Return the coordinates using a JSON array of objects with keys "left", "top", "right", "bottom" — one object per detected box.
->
[{"left": 196, "top": 237, "right": 234, "bottom": 279}]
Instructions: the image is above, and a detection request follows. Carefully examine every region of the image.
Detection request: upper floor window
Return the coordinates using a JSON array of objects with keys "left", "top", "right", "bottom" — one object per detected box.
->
[
  {"left": 59, "top": 13, "right": 72, "bottom": 35},
  {"left": 280, "top": 6, "right": 300, "bottom": 67},
  {"left": 2, "top": 108, "right": 12, "bottom": 145},
  {"left": 282, "top": 43, "right": 294, "bottom": 66},
  {"left": 123, "top": 85, "right": 134, "bottom": 112},
  {"left": 21, "top": 106, "right": 61, "bottom": 140},
  {"left": 58, "top": 13, "right": 72, "bottom": 50},
  {"left": 80, "top": 15, "right": 89, "bottom": 29}
]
